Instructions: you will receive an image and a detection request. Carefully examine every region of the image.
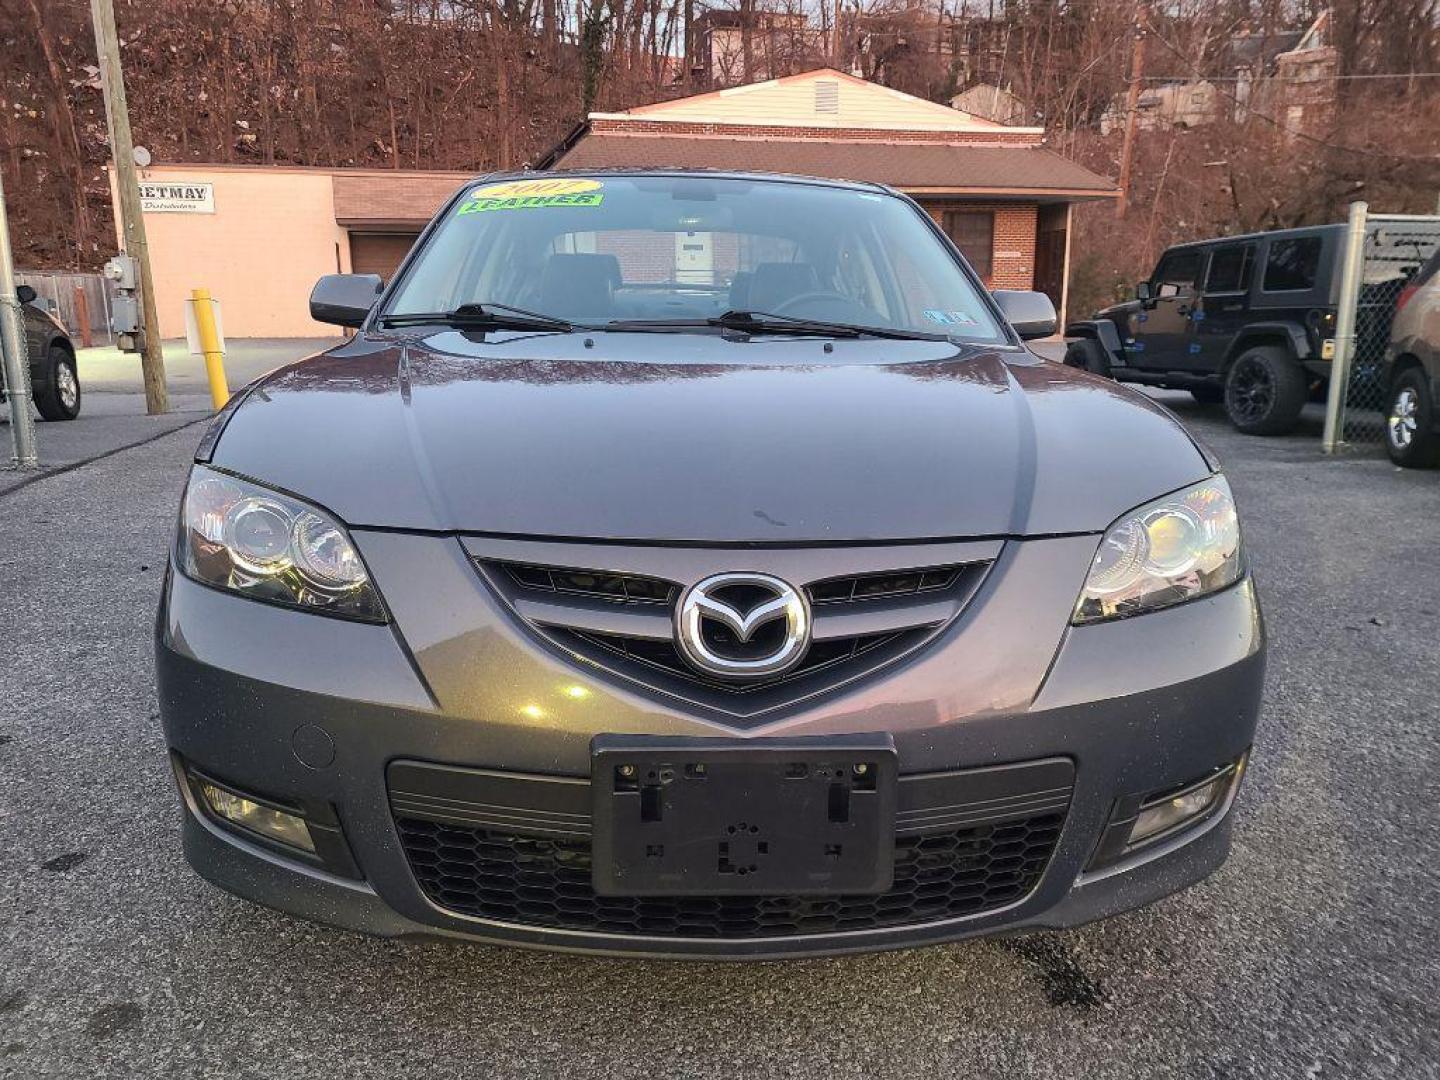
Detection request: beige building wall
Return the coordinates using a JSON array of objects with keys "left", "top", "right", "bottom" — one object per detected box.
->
[
  {"left": 604, "top": 68, "right": 1038, "bottom": 133},
  {"left": 111, "top": 164, "right": 352, "bottom": 339}
]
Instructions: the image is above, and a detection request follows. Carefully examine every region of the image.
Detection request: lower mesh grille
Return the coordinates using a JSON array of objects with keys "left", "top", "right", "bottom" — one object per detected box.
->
[{"left": 396, "top": 812, "right": 1063, "bottom": 938}]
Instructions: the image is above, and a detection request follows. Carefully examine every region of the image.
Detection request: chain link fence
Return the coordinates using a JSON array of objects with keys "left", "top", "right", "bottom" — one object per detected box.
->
[
  {"left": 13, "top": 270, "right": 116, "bottom": 347},
  {"left": 1323, "top": 205, "right": 1440, "bottom": 452}
]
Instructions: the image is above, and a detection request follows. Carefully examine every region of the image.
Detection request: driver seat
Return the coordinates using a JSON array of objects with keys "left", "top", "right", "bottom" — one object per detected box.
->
[{"left": 749, "top": 262, "right": 819, "bottom": 311}]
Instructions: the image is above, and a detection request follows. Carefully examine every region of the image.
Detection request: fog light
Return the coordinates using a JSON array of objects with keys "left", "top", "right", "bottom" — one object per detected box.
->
[
  {"left": 198, "top": 780, "right": 315, "bottom": 853},
  {"left": 1128, "top": 777, "right": 1223, "bottom": 846}
]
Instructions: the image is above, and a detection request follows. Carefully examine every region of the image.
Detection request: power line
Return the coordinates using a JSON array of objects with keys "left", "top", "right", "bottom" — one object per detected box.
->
[{"left": 1141, "top": 71, "right": 1440, "bottom": 82}]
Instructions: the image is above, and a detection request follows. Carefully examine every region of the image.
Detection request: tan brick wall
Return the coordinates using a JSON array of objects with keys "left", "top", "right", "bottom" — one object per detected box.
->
[
  {"left": 590, "top": 117, "right": 1044, "bottom": 147},
  {"left": 922, "top": 200, "right": 1037, "bottom": 290}
]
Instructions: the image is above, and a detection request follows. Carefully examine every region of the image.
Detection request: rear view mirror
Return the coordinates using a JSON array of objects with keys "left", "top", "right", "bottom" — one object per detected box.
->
[
  {"left": 992, "top": 289, "right": 1057, "bottom": 341},
  {"left": 1135, "top": 281, "right": 1153, "bottom": 303},
  {"left": 310, "top": 274, "right": 383, "bottom": 328},
  {"left": 15, "top": 284, "right": 37, "bottom": 304}
]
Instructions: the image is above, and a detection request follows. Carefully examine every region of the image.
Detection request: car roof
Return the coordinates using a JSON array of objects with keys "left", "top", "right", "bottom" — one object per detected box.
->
[
  {"left": 463, "top": 168, "right": 898, "bottom": 198},
  {"left": 1163, "top": 223, "right": 1344, "bottom": 254}
]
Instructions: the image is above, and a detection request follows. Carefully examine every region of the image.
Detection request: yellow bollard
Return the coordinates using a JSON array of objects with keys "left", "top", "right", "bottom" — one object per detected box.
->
[{"left": 190, "top": 287, "right": 229, "bottom": 410}]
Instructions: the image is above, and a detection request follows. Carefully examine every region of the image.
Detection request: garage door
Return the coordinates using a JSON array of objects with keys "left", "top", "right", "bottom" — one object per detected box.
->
[{"left": 349, "top": 232, "right": 420, "bottom": 281}]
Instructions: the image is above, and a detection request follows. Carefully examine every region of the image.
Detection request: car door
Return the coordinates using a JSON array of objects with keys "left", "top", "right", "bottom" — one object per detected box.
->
[
  {"left": 1192, "top": 241, "right": 1257, "bottom": 372},
  {"left": 1132, "top": 248, "right": 1203, "bottom": 369}
]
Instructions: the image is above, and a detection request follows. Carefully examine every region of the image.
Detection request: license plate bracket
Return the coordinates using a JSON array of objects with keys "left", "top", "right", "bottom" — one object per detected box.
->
[{"left": 590, "top": 734, "right": 897, "bottom": 897}]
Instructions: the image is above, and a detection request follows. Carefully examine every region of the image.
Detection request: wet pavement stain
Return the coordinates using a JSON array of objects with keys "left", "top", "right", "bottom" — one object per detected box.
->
[
  {"left": 998, "top": 935, "right": 1108, "bottom": 1011},
  {"left": 40, "top": 852, "right": 90, "bottom": 873},
  {"left": 86, "top": 1003, "right": 143, "bottom": 1039}
]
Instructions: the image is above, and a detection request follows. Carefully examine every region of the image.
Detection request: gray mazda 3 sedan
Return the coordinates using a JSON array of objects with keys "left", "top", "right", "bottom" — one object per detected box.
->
[{"left": 156, "top": 171, "right": 1264, "bottom": 959}]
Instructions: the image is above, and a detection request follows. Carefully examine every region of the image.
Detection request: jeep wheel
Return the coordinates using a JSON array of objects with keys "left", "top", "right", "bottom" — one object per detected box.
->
[
  {"left": 1385, "top": 369, "right": 1440, "bottom": 469},
  {"left": 34, "top": 345, "right": 82, "bottom": 422},
  {"left": 1224, "top": 346, "right": 1307, "bottom": 435},
  {"left": 1063, "top": 339, "right": 1111, "bottom": 378}
]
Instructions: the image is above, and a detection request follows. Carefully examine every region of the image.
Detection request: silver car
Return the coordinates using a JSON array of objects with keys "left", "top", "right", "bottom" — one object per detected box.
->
[{"left": 1385, "top": 248, "right": 1440, "bottom": 468}]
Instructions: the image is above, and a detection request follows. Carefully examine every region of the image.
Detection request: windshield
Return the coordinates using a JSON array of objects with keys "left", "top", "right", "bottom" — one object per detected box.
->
[{"left": 384, "top": 175, "right": 1006, "bottom": 342}]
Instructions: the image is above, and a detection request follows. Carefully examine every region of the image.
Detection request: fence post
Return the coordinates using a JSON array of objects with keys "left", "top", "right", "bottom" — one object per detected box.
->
[
  {"left": 0, "top": 167, "right": 38, "bottom": 468},
  {"left": 1322, "top": 200, "right": 1368, "bottom": 454},
  {"left": 74, "top": 286, "right": 93, "bottom": 348}
]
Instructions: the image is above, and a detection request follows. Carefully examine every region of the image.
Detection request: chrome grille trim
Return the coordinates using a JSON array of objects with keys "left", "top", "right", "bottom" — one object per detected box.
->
[{"left": 463, "top": 537, "right": 1002, "bottom": 721}]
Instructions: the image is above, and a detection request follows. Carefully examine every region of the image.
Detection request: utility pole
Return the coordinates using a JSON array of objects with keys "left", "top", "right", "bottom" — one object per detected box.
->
[
  {"left": 90, "top": 0, "right": 168, "bottom": 414},
  {"left": 0, "top": 169, "right": 39, "bottom": 468},
  {"left": 1115, "top": 6, "right": 1147, "bottom": 219}
]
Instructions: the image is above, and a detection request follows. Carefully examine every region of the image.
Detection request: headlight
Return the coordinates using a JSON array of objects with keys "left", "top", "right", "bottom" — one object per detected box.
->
[
  {"left": 179, "top": 465, "right": 386, "bottom": 622},
  {"left": 1074, "top": 476, "right": 1243, "bottom": 623}
]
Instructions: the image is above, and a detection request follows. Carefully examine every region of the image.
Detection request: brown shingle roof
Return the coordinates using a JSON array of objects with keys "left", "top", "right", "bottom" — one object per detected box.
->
[
  {"left": 551, "top": 134, "right": 1116, "bottom": 197},
  {"left": 332, "top": 172, "right": 472, "bottom": 226}
]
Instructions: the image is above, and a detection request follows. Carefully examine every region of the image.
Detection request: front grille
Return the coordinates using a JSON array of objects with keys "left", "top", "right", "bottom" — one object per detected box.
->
[
  {"left": 395, "top": 812, "right": 1063, "bottom": 938},
  {"left": 499, "top": 562, "right": 676, "bottom": 605},
  {"left": 476, "top": 555, "right": 992, "bottom": 718},
  {"left": 808, "top": 566, "right": 965, "bottom": 604},
  {"left": 569, "top": 628, "right": 911, "bottom": 694}
]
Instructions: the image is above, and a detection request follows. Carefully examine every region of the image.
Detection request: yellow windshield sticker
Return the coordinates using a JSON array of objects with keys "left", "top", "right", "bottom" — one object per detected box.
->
[{"left": 458, "top": 178, "right": 604, "bottom": 214}]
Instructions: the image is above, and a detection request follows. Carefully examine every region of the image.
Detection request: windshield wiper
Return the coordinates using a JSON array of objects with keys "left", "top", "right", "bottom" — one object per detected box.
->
[
  {"left": 381, "top": 302, "right": 575, "bottom": 333},
  {"left": 608, "top": 310, "right": 940, "bottom": 341}
]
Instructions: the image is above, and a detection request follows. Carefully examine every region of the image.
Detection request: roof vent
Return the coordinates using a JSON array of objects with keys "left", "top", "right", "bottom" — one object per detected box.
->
[{"left": 814, "top": 79, "right": 840, "bottom": 114}]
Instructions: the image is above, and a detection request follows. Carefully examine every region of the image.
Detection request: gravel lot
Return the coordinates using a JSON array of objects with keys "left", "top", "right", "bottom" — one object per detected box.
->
[{"left": 1, "top": 388, "right": 1437, "bottom": 1080}]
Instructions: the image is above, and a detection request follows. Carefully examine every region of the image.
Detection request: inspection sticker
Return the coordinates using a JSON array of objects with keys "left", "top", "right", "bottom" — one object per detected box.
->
[
  {"left": 458, "top": 178, "right": 604, "bottom": 214},
  {"left": 922, "top": 309, "right": 980, "bottom": 327}
]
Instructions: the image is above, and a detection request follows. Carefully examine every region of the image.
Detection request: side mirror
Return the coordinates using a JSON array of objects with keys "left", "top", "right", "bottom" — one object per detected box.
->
[
  {"left": 15, "top": 284, "right": 37, "bottom": 304},
  {"left": 992, "top": 289, "right": 1057, "bottom": 341},
  {"left": 309, "top": 273, "right": 383, "bottom": 328},
  {"left": 1135, "top": 281, "right": 1153, "bottom": 303}
]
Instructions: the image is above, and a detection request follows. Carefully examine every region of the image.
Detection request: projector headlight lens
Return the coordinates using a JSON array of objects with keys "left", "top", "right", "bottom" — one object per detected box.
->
[
  {"left": 180, "top": 465, "right": 386, "bottom": 622},
  {"left": 1074, "top": 476, "right": 1243, "bottom": 623}
]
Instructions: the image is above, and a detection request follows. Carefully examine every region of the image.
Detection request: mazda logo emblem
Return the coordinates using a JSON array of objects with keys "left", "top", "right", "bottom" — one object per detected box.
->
[{"left": 675, "top": 572, "right": 811, "bottom": 679}]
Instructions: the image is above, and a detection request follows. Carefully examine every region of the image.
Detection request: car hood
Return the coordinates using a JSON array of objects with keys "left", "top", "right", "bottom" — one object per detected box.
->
[{"left": 208, "top": 331, "right": 1210, "bottom": 541}]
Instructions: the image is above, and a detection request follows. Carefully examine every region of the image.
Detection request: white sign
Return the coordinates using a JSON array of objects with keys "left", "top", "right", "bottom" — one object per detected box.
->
[
  {"left": 184, "top": 297, "right": 225, "bottom": 355},
  {"left": 140, "top": 181, "right": 215, "bottom": 214}
]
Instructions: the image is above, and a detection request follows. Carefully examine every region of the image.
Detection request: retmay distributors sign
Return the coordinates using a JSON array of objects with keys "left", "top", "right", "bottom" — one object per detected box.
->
[{"left": 139, "top": 181, "right": 215, "bottom": 213}]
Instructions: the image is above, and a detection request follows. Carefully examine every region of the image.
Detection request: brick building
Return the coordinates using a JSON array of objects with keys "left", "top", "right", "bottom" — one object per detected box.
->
[{"left": 538, "top": 69, "right": 1118, "bottom": 323}]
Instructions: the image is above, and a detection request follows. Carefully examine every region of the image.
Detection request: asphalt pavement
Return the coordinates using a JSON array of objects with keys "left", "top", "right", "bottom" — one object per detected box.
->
[{"left": 1, "top": 374, "right": 1437, "bottom": 1079}]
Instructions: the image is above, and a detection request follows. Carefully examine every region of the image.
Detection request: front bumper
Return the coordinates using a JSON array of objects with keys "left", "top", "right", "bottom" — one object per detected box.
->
[{"left": 156, "top": 532, "right": 1265, "bottom": 960}]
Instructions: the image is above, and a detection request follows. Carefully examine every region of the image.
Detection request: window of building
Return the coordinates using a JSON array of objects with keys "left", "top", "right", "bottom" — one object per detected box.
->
[
  {"left": 1263, "top": 237, "right": 1322, "bottom": 291},
  {"left": 943, "top": 211, "right": 994, "bottom": 281},
  {"left": 1204, "top": 243, "right": 1255, "bottom": 293}
]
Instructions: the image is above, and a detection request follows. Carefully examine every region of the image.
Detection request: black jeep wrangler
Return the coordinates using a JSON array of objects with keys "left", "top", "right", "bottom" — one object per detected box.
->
[{"left": 1065, "top": 225, "right": 1345, "bottom": 435}]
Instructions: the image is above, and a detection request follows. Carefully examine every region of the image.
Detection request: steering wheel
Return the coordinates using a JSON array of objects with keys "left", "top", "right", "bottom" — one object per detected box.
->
[{"left": 768, "top": 290, "right": 855, "bottom": 316}]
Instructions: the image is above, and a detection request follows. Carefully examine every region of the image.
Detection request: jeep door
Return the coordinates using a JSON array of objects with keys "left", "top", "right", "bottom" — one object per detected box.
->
[
  {"left": 1133, "top": 247, "right": 1202, "bottom": 369},
  {"left": 1192, "top": 241, "right": 1257, "bottom": 371}
]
